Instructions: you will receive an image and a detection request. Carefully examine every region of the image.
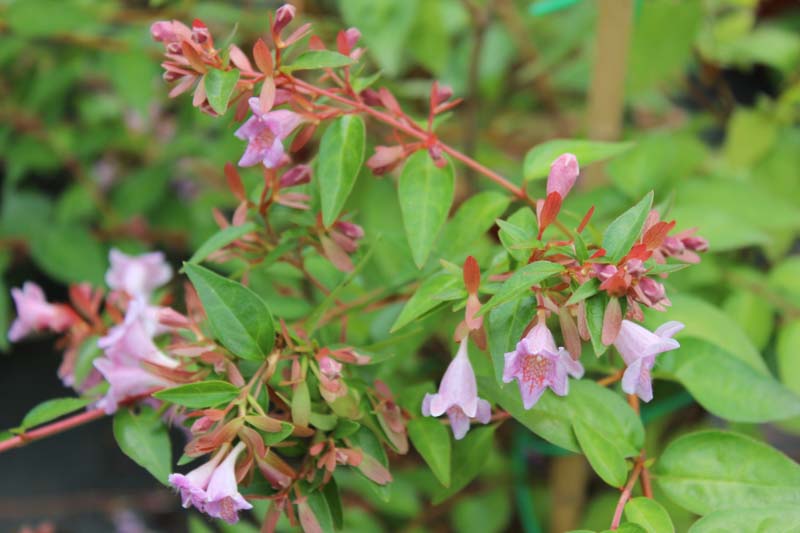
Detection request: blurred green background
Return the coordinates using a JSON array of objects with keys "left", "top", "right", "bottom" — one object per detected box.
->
[{"left": 1, "top": 0, "right": 800, "bottom": 531}]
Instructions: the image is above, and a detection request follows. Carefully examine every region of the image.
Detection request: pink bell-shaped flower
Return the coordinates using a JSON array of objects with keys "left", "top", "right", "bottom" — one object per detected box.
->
[
  {"left": 168, "top": 444, "right": 227, "bottom": 511},
  {"left": 8, "top": 282, "right": 74, "bottom": 342},
  {"left": 106, "top": 249, "right": 172, "bottom": 297},
  {"left": 235, "top": 98, "right": 304, "bottom": 168},
  {"left": 422, "top": 340, "right": 492, "bottom": 440},
  {"left": 613, "top": 320, "right": 684, "bottom": 402},
  {"left": 503, "top": 321, "right": 584, "bottom": 409},
  {"left": 204, "top": 442, "right": 253, "bottom": 523}
]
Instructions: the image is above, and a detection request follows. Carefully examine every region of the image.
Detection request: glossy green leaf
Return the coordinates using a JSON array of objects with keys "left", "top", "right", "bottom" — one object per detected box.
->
[
  {"left": 523, "top": 139, "right": 633, "bottom": 181},
  {"left": 566, "top": 278, "right": 600, "bottom": 306},
  {"left": 660, "top": 338, "right": 800, "bottom": 423},
  {"left": 656, "top": 430, "right": 800, "bottom": 515},
  {"left": 292, "top": 381, "right": 311, "bottom": 428},
  {"left": 487, "top": 295, "right": 536, "bottom": 385},
  {"left": 187, "top": 222, "right": 257, "bottom": 264},
  {"left": 480, "top": 378, "right": 643, "bottom": 456},
  {"left": 778, "top": 320, "right": 800, "bottom": 394},
  {"left": 432, "top": 425, "right": 495, "bottom": 504},
  {"left": 317, "top": 115, "right": 366, "bottom": 227},
  {"left": 601, "top": 191, "right": 653, "bottom": 262},
  {"left": 398, "top": 151, "right": 455, "bottom": 268},
  {"left": 113, "top": 406, "right": 172, "bottom": 484},
  {"left": 323, "top": 478, "right": 344, "bottom": 531},
  {"left": 478, "top": 261, "right": 564, "bottom": 316},
  {"left": 585, "top": 293, "right": 609, "bottom": 357},
  {"left": 574, "top": 419, "right": 628, "bottom": 487},
  {"left": 438, "top": 191, "right": 511, "bottom": 261},
  {"left": 20, "top": 397, "right": 90, "bottom": 430},
  {"left": 407, "top": 417, "right": 452, "bottom": 487},
  {"left": 645, "top": 293, "right": 768, "bottom": 374},
  {"left": 689, "top": 505, "right": 800, "bottom": 532},
  {"left": 153, "top": 380, "right": 240, "bottom": 408},
  {"left": 204, "top": 68, "right": 240, "bottom": 115},
  {"left": 391, "top": 271, "right": 461, "bottom": 332},
  {"left": 282, "top": 50, "right": 355, "bottom": 72},
  {"left": 184, "top": 263, "right": 275, "bottom": 361},
  {"left": 625, "top": 497, "right": 675, "bottom": 533}
]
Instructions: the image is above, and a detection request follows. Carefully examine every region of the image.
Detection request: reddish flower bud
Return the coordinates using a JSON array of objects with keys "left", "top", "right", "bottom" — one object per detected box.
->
[
  {"left": 360, "top": 88, "right": 382, "bottom": 106},
  {"left": 546, "top": 153, "right": 579, "bottom": 199},
  {"left": 335, "top": 221, "right": 365, "bottom": 240},
  {"left": 683, "top": 235, "right": 708, "bottom": 252},
  {"left": 638, "top": 277, "right": 667, "bottom": 304},
  {"left": 272, "top": 4, "right": 296, "bottom": 35},
  {"left": 431, "top": 81, "right": 454, "bottom": 107},
  {"left": 280, "top": 164, "right": 312, "bottom": 187},
  {"left": 366, "top": 145, "right": 406, "bottom": 175}
]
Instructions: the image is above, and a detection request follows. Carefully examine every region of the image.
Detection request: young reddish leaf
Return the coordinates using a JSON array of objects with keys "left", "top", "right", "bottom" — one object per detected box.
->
[
  {"left": 463, "top": 256, "right": 480, "bottom": 295},
  {"left": 224, "top": 162, "right": 245, "bottom": 201},
  {"left": 559, "top": 306, "right": 582, "bottom": 359},
  {"left": 577, "top": 205, "right": 596, "bottom": 233},
  {"left": 537, "top": 192, "right": 563, "bottom": 238},
  {"left": 180, "top": 40, "right": 207, "bottom": 73},
  {"left": 643, "top": 220, "right": 676, "bottom": 250},
  {"left": 228, "top": 44, "right": 252, "bottom": 71},
  {"left": 602, "top": 297, "right": 622, "bottom": 346},
  {"left": 378, "top": 87, "right": 402, "bottom": 115},
  {"left": 253, "top": 39, "right": 274, "bottom": 75},
  {"left": 290, "top": 123, "right": 317, "bottom": 152},
  {"left": 259, "top": 76, "right": 276, "bottom": 113}
]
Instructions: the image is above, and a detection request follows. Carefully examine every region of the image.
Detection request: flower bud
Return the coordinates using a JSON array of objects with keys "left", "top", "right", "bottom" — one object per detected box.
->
[
  {"left": 546, "top": 153, "right": 579, "bottom": 199},
  {"left": 273, "top": 4, "right": 296, "bottom": 35},
  {"left": 279, "top": 164, "right": 312, "bottom": 187}
]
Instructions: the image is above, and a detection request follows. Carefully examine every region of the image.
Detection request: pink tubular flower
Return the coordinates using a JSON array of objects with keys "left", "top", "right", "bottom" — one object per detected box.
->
[
  {"left": 204, "top": 442, "right": 253, "bottom": 524},
  {"left": 8, "top": 282, "right": 74, "bottom": 342},
  {"left": 94, "top": 359, "right": 175, "bottom": 414},
  {"left": 613, "top": 320, "right": 684, "bottom": 402},
  {"left": 235, "top": 98, "right": 303, "bottom": 168},
  {"left": 150, "top": 20, "right": 192, "bottom": 44},
  {"left": 272, "top": 4, "right": 296, "bottom": 35},
  {"left": 98, "top": 299, "right": 179, "bottom": 369},
  {"left": 169, "top": 445, "right": 227, "bottom": 512},
  {"left": 503, "top": 321, "right": 584, "bottom": 409},
  {"left": 106, "top": 249, "right": 173, "bottom": 297},
  {"left": 546, "top": 153, "right": 579, "bottom": 199},
  {"left": 422, "top": 340, "right": 492, "bottom": 440}
]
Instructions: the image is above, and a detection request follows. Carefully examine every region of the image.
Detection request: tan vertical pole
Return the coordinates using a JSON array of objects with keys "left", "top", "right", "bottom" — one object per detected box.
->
[{"left": 583, "top": 0, "right": 635, "bottom": 189}]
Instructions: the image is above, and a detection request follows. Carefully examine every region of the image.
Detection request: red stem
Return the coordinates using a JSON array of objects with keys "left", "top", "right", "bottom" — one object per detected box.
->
[
  {"left": 0, "top": 390, "right": 158, "bottom": 454},
  {"left": 0, "top": 408, "right": 106, "bottom": 453},
  {"left": 288, "top": 77, "right": 529, "bottom": 201},
  {"left": 610, "top": 453, "right": 645, "bottom": 529}
]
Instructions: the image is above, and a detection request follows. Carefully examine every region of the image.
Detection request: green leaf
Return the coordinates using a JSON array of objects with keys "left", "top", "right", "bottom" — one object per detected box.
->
[
  {"left": 478, "top": 261, "right": 564, "bottom": 316},
  {"left": 438, "top": 191, "right": 511, "bottom": 261},
  {"left": 497, "top": 207, "right": 538, "bottom": 262},
  {"left": 723, "top": 289, "right": 774, "bottom": 351},
  {"left": 656, "top": 430, "right": 800, "bottom": 515},
  {"left": 689, "top": 505, "right": 800, "bottom": 533},
  {"left": 480, "top": 378, "right": 643, "bottom": 456},
  {"left": 659, "top": 338, "right": 800, "bottom": 423},
  {"left": 322, "top": 478, "right": 344, "bottom": 531},
  {"left": 574, "top": 419, "right": 628, "bottom": 487},
  {"left": 153, "top": 381, "right": 240, "bottom": 408},
  {"left": 204, "top": 68, "right": 240, "bottom": 115},
  {"left": 645, "top": 293, "right": 768, "bottom": 375},
  {"left": 432, "top": 425, "right": 495, "bottom": 504},
  {"left": 566, "top": 278, "right": 600, "bottom": 305},
  {"left": 282, "top": 50, "right": 355, "bottom": 72},
  {"left": 778, "top": 319, "right": 800, "bottom": 394},
  {"left": 263, "top": 422, "right": 295, "bottom": 446},
  {"left": 184, "top": 263, "right": 275, "bottom": 361},
  {"left": 407, "top": 417, "right": 452, "bottom": 487},
  {"left": 187, "top": 222, "right": 257, "bottom": 264},
  {"left": 523, "top": 139, "right": 633, "bottom": 181},
  {"left": 487, "top": 296, "right": 536, "bottom": 385},
  {"left": 398, "top": 151, "right": 455, "bottom": 268},
  {"left": 292, "top": 381, "right": 311, "bottom": 428},
  {"left": 601, "top": 191, "right": 653, "bottom": 262},
  {"left": 20, "top": 397, "right": 90, "bottom": 430},
  {"left": 391, "top": 271, "right": 460, "bottom": 332},
  {"left": 317, "top": 115, "right": 366, "bottom": 227},
  {"left": 585, "top": 293, "right": 609, "bottom": 357},
  {"left": 29, "top": 225, "right": 105, "bottom": 285},
  {"left": 113, "top": 406, "right": 172, "bottom": 484},
  {"left": 625, "top": 497, "right": 675, "bottom": 533}
]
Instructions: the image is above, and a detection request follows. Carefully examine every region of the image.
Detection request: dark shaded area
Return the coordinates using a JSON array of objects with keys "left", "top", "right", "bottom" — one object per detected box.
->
[{"left": 0, "top": 340, "right": 184, "bottom": 532}]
